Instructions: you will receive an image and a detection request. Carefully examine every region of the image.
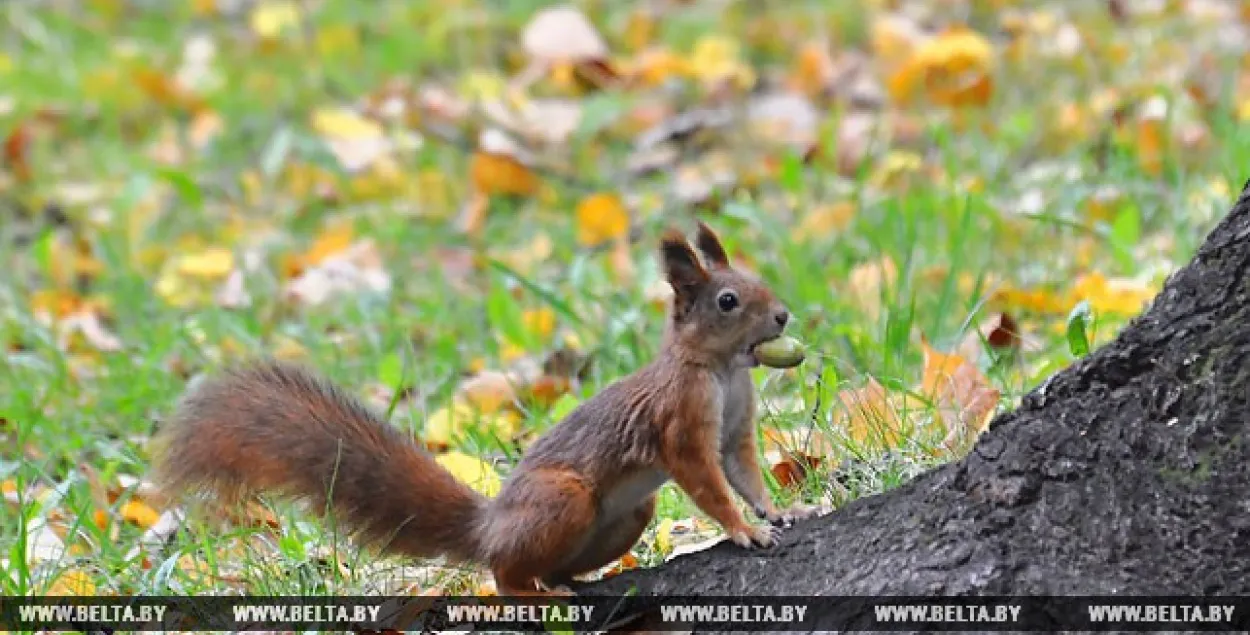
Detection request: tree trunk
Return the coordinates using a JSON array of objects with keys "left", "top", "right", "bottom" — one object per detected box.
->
[{"left": 584, "top": 180, "right": 1250, "bottom": 599}]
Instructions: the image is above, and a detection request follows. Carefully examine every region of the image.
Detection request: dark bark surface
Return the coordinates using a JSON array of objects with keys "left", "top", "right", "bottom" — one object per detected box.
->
[{"left": 583, "top": 181, "right": 1250, "bottom": 600}]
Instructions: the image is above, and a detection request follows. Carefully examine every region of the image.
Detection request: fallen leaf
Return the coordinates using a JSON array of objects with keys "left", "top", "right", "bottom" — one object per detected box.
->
[
  {"left": 521, "top": 308, "right": 557, "bottom": 341},
  {"left": 770, "top": 453, "right": 824, "bottom": 488},
  {"left": 284, "top": 240, "right": 392, "bottom": 307},
  {"left": 58, "top": 310, "right": 124, "bottom": 353},
  {"left": 957, "top": 312, "right": 1023, "bottom": 361},
  {"left": 176, "top": 247, "right": 235, "bottom": 279},
  {"left": 46, "top": 569, "right": 96, "bottom": 596},
  {"left": 847, "top": 256, "right": 898, "bottom": 321},
  {"left": 833, "top": 376, "right": 908, "bottom": 451},
  {"left": 470, "top": 131, "right": 540, "bottom": 197},
  {"left": 1072, "top": 272, "right": 1156, "bottom": 315},
  {"left": 920, "top": 340, "right": 1000, "bottom": 455},
  {"left": 575, "top": 193, "right": 630, "bottom": 247},
  {"left": 120, "top": 500, "right": 161, "bottom": 529},
  {"left": 792, "top": 201, "right": 856, "bottom": 241},
  {"left": 250, "top": 0, "right": 301, "bottom": 40},
  {"left": 435, "top": 452, "right": 502, "bottom": 497},
  {"left": 687, "top": 34, "right": 756, "bottom": 91},
  {"left": 458, "top": 370, "right": 520, "bottom": 414},
  {"left": 888, "top": 27, "right": 995, "bottom": 108},
  {"left": 310, "top": 107, "right": 389, "bottom": 172}
]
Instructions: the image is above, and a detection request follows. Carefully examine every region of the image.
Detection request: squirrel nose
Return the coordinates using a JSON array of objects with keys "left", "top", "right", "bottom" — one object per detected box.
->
[{"left": 774, "top": 310, "right": 790, "bottom": 328}]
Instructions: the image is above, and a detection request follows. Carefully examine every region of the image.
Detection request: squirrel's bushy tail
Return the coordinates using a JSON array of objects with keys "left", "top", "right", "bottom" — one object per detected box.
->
[{"left": 153, "top": 360, "right": 487, "bottom": 563}]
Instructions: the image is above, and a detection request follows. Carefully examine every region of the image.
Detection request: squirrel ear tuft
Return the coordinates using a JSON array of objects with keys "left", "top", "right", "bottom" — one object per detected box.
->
[
  {"left": 693, "top": 221, "right": 730, "bottom": 269},
  {"left": 660, "top": 229, "right": 708, "bottom": 310}
]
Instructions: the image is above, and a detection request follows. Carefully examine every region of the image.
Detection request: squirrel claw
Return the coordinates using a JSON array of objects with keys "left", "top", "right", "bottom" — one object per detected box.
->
[
  {"left": 760, "top": 502, "right": 822, "bottom": 527},
  {"left": 730, "top": 523, "right": 781, "bottom": 549}
]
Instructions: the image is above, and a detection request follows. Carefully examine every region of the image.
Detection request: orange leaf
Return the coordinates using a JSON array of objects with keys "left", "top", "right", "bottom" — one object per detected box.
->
[
  {"left": 888, "top": 27, "right": 995, "bottom": 108},
  {"left": 120, "top": 500, "right": 161, "bottom": 529},
  {"left": 132, "top": 66, "right": 205, "bottom": 114},
  {"left": 575, "top": 193, "right": 630, "bottom": 247},
  {"left": 1072, "top": 272, "right": 1156, "bottom": 315},
  {"left": 920, "top": 340, "right": 999, "bottom": 455},
  {"left": 4, "top": 121, "right": 32, "bottom": 182},
  {"left": 834, "top": 377, "right": 908, "bottom": 451},
  {"left": 770, "top": 453, "right": 824, "bottom": 488},
  {"left": 470, "top": 151, "right": 539, "bottom": 197}
]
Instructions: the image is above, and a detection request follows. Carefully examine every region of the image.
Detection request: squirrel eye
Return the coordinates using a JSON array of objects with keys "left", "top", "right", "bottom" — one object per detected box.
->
[{"left": 717, "top": 290, "right": 740, "bottom": 313}]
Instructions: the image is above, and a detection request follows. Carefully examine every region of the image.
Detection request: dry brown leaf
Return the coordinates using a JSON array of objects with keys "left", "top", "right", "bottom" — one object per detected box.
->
[
  {"left": 770, "top": 453, "right": 825, "bottom": 488},
  {"left": 833, "top": 376, "right": 908, "bottom": 451},
  {"left": 920, "top": 340, "right": 1000, "bottom": 456},
  {"left": 957, "top": 312, "right": 1023, "bottom": 361},
  {"left": 847, "top": 256, "right": 898, "bottom": 321}
]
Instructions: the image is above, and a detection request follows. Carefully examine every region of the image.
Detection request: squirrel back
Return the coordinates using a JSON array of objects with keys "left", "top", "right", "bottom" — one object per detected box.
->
[{"left": 154, "top": 362, "right": 486, "bottom": 563}]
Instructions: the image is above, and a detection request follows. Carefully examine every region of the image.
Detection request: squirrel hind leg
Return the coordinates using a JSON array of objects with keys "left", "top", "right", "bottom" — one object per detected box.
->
[
  {"left": 484, "top": 468, "right": 597, "bottom": 596},
  {"left": 544, "top": 494, "right": 656, "bottom": 587}
]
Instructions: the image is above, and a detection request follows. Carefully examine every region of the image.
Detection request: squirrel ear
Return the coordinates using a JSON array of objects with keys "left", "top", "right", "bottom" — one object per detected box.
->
[
  {"left": 660, "top": 228, "right": 708, "bottom": 309},
  {"left": 693, "top": 221, "right": 730, "bottom": 269}
]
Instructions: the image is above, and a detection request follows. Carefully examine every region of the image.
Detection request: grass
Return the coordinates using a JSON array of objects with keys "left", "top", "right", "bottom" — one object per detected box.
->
[{"left": 1, "top": 0, "right": 1246, "bottom": 601}]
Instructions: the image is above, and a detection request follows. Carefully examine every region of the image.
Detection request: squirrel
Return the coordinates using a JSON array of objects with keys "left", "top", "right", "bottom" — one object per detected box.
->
[{"left": 153, "top": 222, "right": 818, "bottom": 596}]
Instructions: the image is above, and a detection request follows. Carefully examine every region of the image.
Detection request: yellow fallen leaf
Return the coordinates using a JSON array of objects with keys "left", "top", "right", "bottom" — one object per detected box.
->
[
  {"left": 30, "top": 289, "right": 85, "bottom": 321},
  {"left": 312, "top": 107, "right": 381, "bottom": 140},
  {"left": 654, "top": 517, "right": 675, "bottom": 555},
  {"left": 888, "top": 27, "right": 994, "bottom": 107},
  {"left": 285, "top": 222, "right": 354, "bottom": 277},
  {"left": 310, "top": 108, "right": 388, "bottom": 172},
  {"left": 175, "top": 247, "right": 234, "bottom": 279},
  {"left": 687, "top": 35, "right": 755, "bottom": 90},
  {"left": 424, "top": 400, "right": 521, "bottom": 449},
  {"left": 521, "top": 308, "right": 556, "bottom": 341},
  {"left": 623, "top": 48, "right": 689, "bottom": 87},
  {"left": 1073, "top": 273, "right": 1156, "bottom": 315},
  {"left": 120, "top": 500, "right": 161, "bottom": 529},
  {"left": 435, "top": 451, "right": 502, "bottom": 497},
  {"left": 575, "top": 192, "right": 630, "bottom": 247},
  {"left": 991, "top": 284, "right": 1070, "bottom": 314},
  {"left": 250, "top": 0, "right": 301, "bottom": 40},
  {"left": 792, "top": 201, "right": 855, "bottom": 241},
  {"left": 871, "top": 14, "right": 925, "bottom": 64},
  {"left": 47, "top": 569, "right": 96, "bottom": 596}
]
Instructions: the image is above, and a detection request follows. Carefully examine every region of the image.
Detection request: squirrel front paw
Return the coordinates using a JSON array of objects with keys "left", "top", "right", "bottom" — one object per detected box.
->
[
  {"left": 729, "top": 523, "right": 781, "bottom": 549},
  {"left": 755, "top": 502, "right": 822, "bottom": 527}
]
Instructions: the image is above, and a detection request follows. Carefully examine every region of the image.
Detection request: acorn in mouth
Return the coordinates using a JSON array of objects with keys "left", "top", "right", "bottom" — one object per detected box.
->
[{"left": 751, "top": 335, "right": 806, "bottom": 369}]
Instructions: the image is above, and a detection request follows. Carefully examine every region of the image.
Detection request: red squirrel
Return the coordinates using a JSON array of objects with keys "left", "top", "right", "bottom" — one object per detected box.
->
[{"left": 153, "top": 222, "right": 817, "bottom": 596}]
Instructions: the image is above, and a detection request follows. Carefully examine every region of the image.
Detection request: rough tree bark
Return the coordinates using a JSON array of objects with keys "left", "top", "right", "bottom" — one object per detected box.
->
[{"left": 584, "top": 180, "right": 1250, "bottom": 600}]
